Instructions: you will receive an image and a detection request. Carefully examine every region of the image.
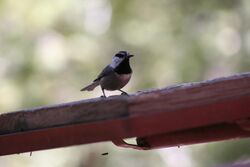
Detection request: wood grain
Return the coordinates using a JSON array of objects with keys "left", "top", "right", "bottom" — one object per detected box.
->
[{"left": 0, "top": 72, "right": 250, "bottom": 155}]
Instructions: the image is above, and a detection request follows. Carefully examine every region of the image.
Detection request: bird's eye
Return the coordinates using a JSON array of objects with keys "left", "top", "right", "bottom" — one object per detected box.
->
[{"left": 115, "top": 54, "right": 125, "bottom": 58}]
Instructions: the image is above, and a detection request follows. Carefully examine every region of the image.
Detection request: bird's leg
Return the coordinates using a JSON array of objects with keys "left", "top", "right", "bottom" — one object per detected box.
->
[
  {"left": 119, "top": 89, "right": 129, "bottom": 96},
  {"left": 101, "top": 88, "right": 106, "bottom": 98}
]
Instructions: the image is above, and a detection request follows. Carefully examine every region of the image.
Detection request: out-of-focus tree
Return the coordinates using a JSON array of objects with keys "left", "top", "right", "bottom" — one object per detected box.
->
[{"left": 0, "top": 0, "right": 250, "bottom": 167}]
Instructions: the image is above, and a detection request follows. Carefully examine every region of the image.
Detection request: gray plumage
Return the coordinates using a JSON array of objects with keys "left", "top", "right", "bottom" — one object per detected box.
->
[{"left": 81, "top": 51, "right": 134, "bottom": 97}]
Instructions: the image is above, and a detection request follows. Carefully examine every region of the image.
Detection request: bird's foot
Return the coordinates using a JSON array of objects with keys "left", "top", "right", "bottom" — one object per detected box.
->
[
  {"left": 119, "top": 89, "right": 129, "bottom": 96},
  {"left": 100, "top": 95, "right": 106, "bottom": 98},
  {"left": 121, "top": 92, "right": 129, "bottom": 96}
]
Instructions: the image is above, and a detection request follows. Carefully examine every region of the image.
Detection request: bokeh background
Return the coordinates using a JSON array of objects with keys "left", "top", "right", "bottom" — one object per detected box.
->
[{"left": 0, "top": 0, "right": 250, "bottom": 166}]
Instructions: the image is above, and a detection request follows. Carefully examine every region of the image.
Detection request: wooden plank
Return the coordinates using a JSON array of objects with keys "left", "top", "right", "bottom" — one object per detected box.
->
[
  {"left": 0, "top": 72, "right": 250, "bottom": 155},
  {"left": 136, "top": 122, "right": 250, "bottom": 149},
  {"left": 129, "top": 72, "right": 250, "bottom": 115},
  {"left": 0, "top": 119, "right": 129, "bottom": 155},
  {"left": 127, "top": 95, "right": 250, "bottom": 137},
  {"left": 0, "top": 97, "right": 128, "bottom": 135}
]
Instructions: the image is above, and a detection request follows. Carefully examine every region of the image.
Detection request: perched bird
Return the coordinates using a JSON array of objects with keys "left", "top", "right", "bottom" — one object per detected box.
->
[{"left": 81, "top": 51, "right": 134, "bottom": 97}]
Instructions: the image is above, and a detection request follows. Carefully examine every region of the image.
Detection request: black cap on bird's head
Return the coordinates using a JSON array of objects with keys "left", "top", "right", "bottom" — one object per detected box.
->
[
  {"left": 114, "top": 51, "right": 134, "bottom": 59},
  {"left": 111, "top": 51, "right": 134, "bottom": 68}
]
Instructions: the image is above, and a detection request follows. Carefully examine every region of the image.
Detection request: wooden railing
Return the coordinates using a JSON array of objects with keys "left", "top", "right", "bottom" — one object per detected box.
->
[{"left": 1, "top": 72, "right": 250, "bottom": 156}]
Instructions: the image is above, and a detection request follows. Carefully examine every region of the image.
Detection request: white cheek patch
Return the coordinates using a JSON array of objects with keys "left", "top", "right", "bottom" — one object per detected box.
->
[{"left": 110, "top": 57, "right": 123, "bottom": 68}]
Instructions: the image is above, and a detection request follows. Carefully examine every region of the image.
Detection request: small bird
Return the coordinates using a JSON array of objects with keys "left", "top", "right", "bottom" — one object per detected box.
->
[{"left": 81, "top": 51, "right": 134, "bottom": 97}]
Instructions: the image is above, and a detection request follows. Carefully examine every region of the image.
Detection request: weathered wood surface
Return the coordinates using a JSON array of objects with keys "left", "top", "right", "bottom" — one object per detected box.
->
[
  {"left": 0, "top": 72, "right": 250, "bottom": 155},
  {"left": 0, "top": 98, "right": 128, "bottom": 135}
]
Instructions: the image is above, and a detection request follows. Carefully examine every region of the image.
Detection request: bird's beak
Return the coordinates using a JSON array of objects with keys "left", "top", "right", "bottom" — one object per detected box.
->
[{"left": 128, "top": 54, "right": 134, "bottom": 58}]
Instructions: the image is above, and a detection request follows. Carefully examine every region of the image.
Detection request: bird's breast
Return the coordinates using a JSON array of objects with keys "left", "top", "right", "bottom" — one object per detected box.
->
[
  {"left": 100, "top": 73, "right": 131, "bottom": 90},
  {"left": 118, "top": 73, "right": 131, "bottom": 84}
]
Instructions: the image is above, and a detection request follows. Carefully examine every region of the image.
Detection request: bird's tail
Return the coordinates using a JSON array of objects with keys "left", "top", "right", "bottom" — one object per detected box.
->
[{"left": 80, "top": 81, "right": 100, "bottom": 91}]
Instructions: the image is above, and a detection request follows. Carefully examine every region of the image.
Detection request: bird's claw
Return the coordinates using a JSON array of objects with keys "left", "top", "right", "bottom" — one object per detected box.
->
[{"left": 121, "top": 92, "right": 129, "bottom": 96}]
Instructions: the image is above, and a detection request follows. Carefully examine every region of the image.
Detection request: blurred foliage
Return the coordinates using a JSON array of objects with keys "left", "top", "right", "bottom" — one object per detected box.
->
[
  {"left": 0, "top": 0, "right": 250, "bottom": 167},
  {"left": 192, "top": 139, "right": 250, "bottom": 167}
]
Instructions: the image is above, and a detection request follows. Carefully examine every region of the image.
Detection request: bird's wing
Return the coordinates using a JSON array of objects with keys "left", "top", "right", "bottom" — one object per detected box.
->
[
  {"left": 93, "top": 65, "right": 114, "bottom": 82},
  {"left": 80, "top": 81, "right": 99, "bottom": 91},
  {"left": 81, "top": 66, "right": 114, "bottom": 92}
]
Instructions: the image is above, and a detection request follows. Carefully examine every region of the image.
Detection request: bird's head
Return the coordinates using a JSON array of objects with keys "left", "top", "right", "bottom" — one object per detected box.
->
[{"left": 110, "top": 51, "right": 134, "bottom": 68}]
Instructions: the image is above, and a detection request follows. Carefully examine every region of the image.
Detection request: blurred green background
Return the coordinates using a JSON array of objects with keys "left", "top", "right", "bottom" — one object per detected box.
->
[{"left": 0, "top": 0, "right": 250, "bottom": 166}]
